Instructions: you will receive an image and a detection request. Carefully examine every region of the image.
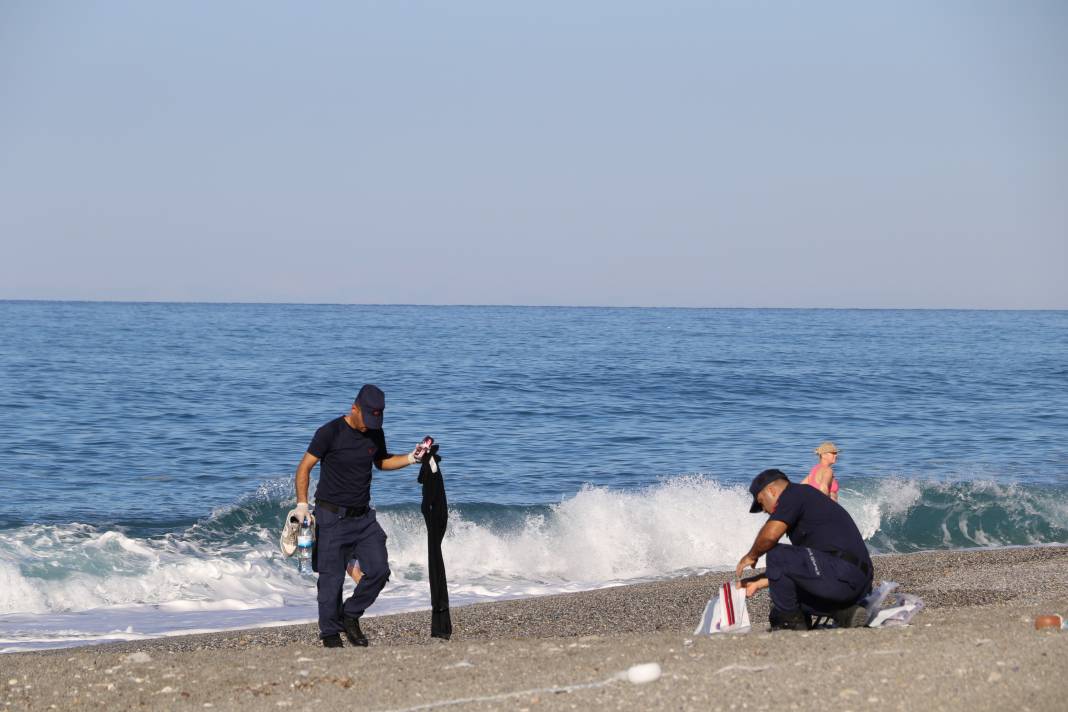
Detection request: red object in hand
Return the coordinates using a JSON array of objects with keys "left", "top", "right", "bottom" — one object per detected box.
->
[{"left": 413, "top": 436, "right": 434, "bottom": 461}]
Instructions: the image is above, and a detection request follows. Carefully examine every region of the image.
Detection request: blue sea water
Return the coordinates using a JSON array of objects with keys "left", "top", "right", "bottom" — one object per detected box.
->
[{"left": 1, "top": 302, "right": 1066, "bottom": 651}]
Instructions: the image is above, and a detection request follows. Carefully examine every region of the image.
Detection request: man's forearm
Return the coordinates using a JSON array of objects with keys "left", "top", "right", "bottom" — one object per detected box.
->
[
  {"left": 296, "top": 467, "right": 310, "bottom": 503},
  {"left": 745, "top": 519, "right": 789, "bottom": 561},
  {"left": 745, "top": 534, "right": 780, "bottom": 562},
  {"left": 378, "top": 454, "right": 414, "bottom": 471}
]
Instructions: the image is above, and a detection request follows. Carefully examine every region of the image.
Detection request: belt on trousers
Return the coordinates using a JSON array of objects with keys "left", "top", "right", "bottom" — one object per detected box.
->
[
  {"left": 823, "top": 548, "right": 872, "bottom": 577},
  {"left": 316, "top": 500, "right": 369, "bottom": 518}
]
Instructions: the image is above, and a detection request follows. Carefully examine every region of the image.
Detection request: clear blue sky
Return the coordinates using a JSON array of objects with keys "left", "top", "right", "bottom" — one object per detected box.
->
[{"left": 2, "top": 1, "right": 1065, "bottom": 308}]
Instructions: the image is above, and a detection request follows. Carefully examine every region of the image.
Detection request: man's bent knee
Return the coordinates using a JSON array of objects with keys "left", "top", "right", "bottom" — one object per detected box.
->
[{"left": 361, "top": 563, "right": 391, "bottom": 585}]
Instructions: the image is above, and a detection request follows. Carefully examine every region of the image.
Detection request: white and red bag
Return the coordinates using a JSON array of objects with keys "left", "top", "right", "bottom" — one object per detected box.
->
[{"left": 694, "top": 581, "right": 751, "bottom": 635}]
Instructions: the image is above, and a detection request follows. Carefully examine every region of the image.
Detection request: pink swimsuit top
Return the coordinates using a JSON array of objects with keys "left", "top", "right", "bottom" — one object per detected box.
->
[{"left": 802, "top": 464, "right": 839, "bottom": 494}]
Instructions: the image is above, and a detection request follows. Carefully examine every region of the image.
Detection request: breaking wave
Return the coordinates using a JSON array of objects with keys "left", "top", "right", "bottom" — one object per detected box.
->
[{"left": 2, "top": 475, "right": 1065, "bottom": 650}]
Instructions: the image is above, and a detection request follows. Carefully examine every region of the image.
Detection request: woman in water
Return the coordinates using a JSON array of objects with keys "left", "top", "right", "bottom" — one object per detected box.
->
[{"left": 802, "top": 441, "right": 840, "bottom": 501}]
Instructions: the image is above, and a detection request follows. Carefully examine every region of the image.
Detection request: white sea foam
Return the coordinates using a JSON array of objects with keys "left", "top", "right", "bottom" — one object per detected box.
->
[
  {"left": 381, "top": 475, "right": 763, "bottom": 587},
  {"left": 0, "top": 560, "right": 46, "bottom": 615},
  {"left": 0, "top": 525, "right": 299, "bottom": 616}
]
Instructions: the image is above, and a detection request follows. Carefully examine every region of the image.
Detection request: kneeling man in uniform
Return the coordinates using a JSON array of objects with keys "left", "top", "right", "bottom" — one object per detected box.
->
[{"left": 736, "top": 468, "right": 873, "bottom": 630}]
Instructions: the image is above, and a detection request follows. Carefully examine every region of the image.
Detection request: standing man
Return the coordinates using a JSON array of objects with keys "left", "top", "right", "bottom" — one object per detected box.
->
[
  {"left": 736, "top": 469, "right": 873, "bottom": 630},
  {"left": 294, "top": 384, "right": 425, "bottom": 648}
]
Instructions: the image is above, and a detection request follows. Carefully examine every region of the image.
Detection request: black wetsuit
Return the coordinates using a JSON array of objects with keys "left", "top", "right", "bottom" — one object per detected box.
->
[{"left": 419, "top": 445, "right": 452, "bottom": 639}]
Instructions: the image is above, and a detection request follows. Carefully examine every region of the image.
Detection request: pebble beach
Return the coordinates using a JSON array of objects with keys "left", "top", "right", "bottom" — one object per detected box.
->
[{"left": 3, "top": 546, "right": 1067, "bottom": 711}]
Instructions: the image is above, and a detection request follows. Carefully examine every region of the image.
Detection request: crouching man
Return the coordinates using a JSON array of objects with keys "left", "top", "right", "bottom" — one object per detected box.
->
[{"left": 736, "top": 468, "right": 873, "bottom": 630}]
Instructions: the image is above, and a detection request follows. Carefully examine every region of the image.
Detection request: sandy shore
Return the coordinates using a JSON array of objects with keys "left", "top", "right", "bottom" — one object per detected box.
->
[{"left": 3, "top": 546, "right": 1067, "bottom": 711}]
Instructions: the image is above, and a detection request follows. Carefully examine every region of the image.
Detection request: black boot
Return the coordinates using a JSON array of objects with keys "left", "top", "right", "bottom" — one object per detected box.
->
[
  {"left": 769, "top": 607, "right": 808, "bottom": 631},
  {"left": 831, "top": 604, "right": 868, "bottom": 629},
  {"left": 321, "top": 633, "right": 343, "bottom": 648},
  {"left": 342, "top": 615, "right": 369, "bottom": 647}
]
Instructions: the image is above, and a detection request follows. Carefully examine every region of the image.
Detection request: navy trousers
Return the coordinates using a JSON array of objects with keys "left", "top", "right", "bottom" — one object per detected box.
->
[
  {"left": 765, "top": 544, "right": 870, "bottom": 615},
  {"left": 312, "top": 505, "right": 391, "bottom": 639}
]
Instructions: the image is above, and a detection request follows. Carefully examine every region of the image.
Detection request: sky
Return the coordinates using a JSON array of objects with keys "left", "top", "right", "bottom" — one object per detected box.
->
[{"left": 1, "top": 1, "right": 1066, "bottom": 308}]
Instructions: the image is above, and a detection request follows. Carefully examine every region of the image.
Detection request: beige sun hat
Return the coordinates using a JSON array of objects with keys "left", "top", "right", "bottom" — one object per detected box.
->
[{"left": 814, "top": 441, "right": 840, "bottom": 455}]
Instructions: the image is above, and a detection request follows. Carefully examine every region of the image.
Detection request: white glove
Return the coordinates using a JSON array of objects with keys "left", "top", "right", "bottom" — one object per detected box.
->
[
  {"left": 407, "top": 436, "right": 434, "bottom": 464},
  {"left": 295, "top": 502, "right": 310, "bottom": 522}
]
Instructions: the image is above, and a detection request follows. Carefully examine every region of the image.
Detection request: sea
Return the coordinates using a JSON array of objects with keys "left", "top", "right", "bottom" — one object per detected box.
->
[{"left": 1, "top": 302, "right": 1066, "bottom": 652}]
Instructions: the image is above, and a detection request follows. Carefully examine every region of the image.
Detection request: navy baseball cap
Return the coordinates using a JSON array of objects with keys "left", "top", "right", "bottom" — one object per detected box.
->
[
  {"left": 355, "top": 384, "right": 385, "bottom": 429},
  {"left": 748, "top": 469, "right": 789, "bottom": 513}
]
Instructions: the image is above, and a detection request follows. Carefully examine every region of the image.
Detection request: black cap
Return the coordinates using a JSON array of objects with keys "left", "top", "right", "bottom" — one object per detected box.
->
[
  {"left": 748, "top": 469, "right": 789, "bottom": 513},
  {"left": 355, "top": 384, "right": 385, "bottom": 429}
]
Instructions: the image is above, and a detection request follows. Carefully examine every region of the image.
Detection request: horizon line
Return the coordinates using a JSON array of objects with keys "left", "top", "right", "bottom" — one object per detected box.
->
[{"left": 1, "top": 298, "right": 1065, "bottom": 312}]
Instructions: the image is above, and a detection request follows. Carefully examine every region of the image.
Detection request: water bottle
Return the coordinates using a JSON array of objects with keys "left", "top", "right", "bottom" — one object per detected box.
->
[{"left": 296, "top": 517, "right": 314, "bottom": 575}]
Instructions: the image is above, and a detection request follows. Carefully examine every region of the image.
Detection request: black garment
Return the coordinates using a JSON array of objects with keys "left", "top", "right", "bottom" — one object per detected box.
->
[
  {"left": 418, "top": 445, "right": 452, "bottom": 640},
  {"left": 769, "top": 483, "right": 872, "bottom": 571},
  {"left": 307, "top": 417, "right": 388, "bottom": 508}
]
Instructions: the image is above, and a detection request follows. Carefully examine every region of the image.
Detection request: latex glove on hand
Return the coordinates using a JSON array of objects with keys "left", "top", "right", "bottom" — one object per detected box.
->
[
  {"left": 295, "top": 501, "right": 311, "bottom": 522},
  {"left": 406, "top": 436, "right": 435, "bottom": 465}
]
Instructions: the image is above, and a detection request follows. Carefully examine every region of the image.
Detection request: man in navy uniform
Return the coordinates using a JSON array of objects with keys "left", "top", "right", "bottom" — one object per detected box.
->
[
  {"left": 736, "top": 469, "right": 873, "bottom": 630},
  {"left": 294, "top": 385, "right": 425, "bottom": 648}
]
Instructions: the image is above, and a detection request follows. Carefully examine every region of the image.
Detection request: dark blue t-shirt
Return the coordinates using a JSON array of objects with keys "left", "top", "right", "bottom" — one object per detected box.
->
[
  {"left": 307, "top": 417, "right": 388, "bottom": 508},
  {"left": 769, "top": 483, "right": 871, "bottom": 567}
]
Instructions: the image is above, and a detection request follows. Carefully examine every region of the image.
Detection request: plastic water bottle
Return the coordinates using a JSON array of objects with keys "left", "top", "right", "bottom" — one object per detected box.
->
[{"left": 296, "top": 517, "right": 314, "bottom": 575}]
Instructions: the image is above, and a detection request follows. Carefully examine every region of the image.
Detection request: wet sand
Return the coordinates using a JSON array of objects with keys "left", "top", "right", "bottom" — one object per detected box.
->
[{"left": 3, "top": 546, "right": 1067, "bottom": 711}]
